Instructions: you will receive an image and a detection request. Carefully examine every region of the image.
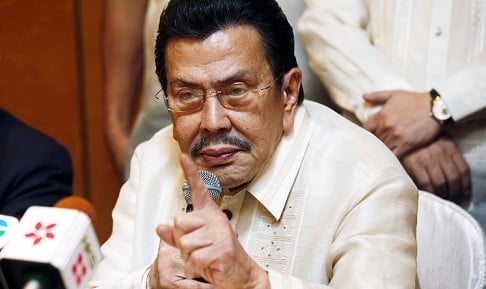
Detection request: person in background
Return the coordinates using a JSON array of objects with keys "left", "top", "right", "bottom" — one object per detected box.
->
[
  {"left": 90, "top": 0, "right": 418, "bottom": 288},
  {"left": 102, "top": 0, "right": 170, "bottom": 181},
  {"left": 298, "top": 0, "right": 486, "bottom": 229},
  {"left": 102, "top": 0, "right": 328, "bottom": 181},
  {"left": 0, "top": 108, "right": 73, "bottom": 217}
]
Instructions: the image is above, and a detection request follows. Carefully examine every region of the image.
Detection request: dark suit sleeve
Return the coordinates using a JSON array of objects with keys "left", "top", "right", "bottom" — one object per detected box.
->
[{"left": 0, "top": 111, "right": 73, "bottom": 217}]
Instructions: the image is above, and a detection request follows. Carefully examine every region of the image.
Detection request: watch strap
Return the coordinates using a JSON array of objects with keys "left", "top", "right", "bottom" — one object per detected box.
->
[{"left": 430, "top": 89, "right": 454, "bottom": 125}]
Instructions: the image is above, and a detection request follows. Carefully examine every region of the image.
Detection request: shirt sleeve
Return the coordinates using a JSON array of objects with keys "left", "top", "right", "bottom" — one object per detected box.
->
[
  {"left": 270, "top": 166, "right": 418, "bottom": 289},
  {"left": 297, "top": 0, "right": 412, "bottom": 123},
  {"left": 88, "top": 266, "right": 150, "bottom": 289},
  {"left": 436, "top": 51, "right": 486, "bottom": 122},
  {"left": 298, "top": 0, "right": 486, "bottom": 124},
  {"left": 325, "top": 169, "right": 418, "bottom": 289},
  {"left": 0, "top": 110, "right": 74, "bottom": 217},
  {"left": 2, "top": 141, "right": 73, "bottom": 217},
  {"left": 89, "top": 147, "right": 150, "bottom": 289}
]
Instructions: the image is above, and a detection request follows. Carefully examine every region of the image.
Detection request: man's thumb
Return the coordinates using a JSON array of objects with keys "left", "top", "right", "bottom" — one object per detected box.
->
[
  {"left": 363, "top": 90, "right": 392, "bottom": 105},
  {"left": 156, "top": 224, "right": 176, "bottom": 247},
  {"left": 180, "top": 154, "right": 218, "bottom": 210}
]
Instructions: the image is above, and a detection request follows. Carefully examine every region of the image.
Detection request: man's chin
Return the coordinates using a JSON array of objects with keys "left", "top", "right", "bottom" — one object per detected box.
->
[
  {"left": 218, "top": 175, "right": 252, "bottom": 194},
  {"left": 194, "top": 162, "right": 254, "bottom": 191}
]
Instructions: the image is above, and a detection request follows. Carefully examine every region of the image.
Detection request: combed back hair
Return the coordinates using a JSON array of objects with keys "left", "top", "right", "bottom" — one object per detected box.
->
[{"left": 154, "top": 0, "right": 304, "bottom": 103}]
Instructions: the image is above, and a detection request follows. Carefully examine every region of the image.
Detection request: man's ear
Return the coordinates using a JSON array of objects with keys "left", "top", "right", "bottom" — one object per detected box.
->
[{"left": 281, "top": 67, "right": 302, "bottom": 133}]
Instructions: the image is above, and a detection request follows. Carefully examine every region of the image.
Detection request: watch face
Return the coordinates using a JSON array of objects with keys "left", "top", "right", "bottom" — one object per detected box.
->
[{"left": 432, "top": 98, "right": 452, "bottom": 121}]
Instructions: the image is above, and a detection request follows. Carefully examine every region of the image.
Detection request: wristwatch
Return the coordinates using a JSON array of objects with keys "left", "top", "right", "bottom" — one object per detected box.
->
[{"left": 430, "top": 89, "right": 453, "bottom": 125}]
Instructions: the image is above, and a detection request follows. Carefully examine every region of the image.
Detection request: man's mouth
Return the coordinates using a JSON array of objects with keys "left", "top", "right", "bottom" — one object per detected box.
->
[{"left": 199, "top": 147, "right": 239, "bottom": 166}]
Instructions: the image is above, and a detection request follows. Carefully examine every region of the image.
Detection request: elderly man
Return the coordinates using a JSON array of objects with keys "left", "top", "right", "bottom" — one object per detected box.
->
[
  {"left": 103, "top": 0, "right": 328, "bottom": 181},
  {"left": 90, "top": 0, "right": 418, "bottom": 288}
]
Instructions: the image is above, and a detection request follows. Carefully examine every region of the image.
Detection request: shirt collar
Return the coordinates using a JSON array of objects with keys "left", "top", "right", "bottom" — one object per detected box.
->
[{"left": 245, "top": 104, "right": 313, "bottom": 221}]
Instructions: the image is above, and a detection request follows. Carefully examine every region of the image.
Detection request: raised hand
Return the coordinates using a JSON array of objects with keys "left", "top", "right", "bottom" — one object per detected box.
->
[
  {"left": 151, "top": 154, "right": 269, "bottom": 289},
  {"left": 362, "top": 90, "right": 441, "bottom": 158}
]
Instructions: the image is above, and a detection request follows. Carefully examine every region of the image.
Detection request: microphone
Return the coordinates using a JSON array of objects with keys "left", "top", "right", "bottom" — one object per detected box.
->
[
  {"left": 181, "top": 170, "right": 222, "bottom": 284},
  {"left": 182, "top": 170, "right": 222, "bottom": 212},
  {"left": 0, "top": 215, "right": 19, "bottom": 250},
  {"left": 53, "top": 196, "right": 96, "bottom": 224},
  {"left": 0, "top": 196, "right": 101, "bottom": 289}
]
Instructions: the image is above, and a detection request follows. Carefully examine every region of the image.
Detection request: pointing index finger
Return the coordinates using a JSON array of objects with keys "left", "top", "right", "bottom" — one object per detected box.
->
[{"left": 180, "top": 154, "right": 219, "bottom": 211}]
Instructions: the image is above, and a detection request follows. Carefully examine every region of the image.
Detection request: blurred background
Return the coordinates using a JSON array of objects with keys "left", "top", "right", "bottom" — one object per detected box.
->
[{"left": 0, "top": 1, "right": 120, "bottom": 243}]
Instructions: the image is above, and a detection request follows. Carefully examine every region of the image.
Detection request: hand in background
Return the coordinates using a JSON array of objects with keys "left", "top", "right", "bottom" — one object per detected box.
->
[
  {"left": 363, "top": 90, "right": 441, "bottom": 158},
  {"left": 151, "top": 154, "right": 269, "bottom": 289},
  {"left": 401, "top": 136, "right": 471, "bottom": 203}
]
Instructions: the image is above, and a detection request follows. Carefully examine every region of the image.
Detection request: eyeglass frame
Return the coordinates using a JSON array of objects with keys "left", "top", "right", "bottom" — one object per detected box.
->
[{"left": 161, "top": 74, "right": 283, "bottom": 114}]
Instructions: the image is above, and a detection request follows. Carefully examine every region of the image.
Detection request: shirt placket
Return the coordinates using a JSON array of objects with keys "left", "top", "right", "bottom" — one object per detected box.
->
[{"left": 427, "top": 0, "right": 452, "bottom": 87}]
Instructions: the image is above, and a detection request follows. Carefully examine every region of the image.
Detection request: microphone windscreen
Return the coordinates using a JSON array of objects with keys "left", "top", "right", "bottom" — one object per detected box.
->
[
  {"left": 199, "top": 170, "right": 222, "bottom": 202},
  {"left": 182, "top": 170, "right": 222, "bottom": 209},
  {"left": 54, "top": 196, "right": 96, "bottom": 223}
]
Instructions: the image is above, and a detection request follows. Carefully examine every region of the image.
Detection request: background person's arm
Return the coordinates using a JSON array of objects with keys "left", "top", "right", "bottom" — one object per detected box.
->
[
  {"left": 297, "top": 0, "right": 412, "bottom": 123},
  {"left": 102, "top": 0, "right": 148, "bottom": 179},
  {"left": 435, "top": 52, "right": 486, "bottom": 122}
]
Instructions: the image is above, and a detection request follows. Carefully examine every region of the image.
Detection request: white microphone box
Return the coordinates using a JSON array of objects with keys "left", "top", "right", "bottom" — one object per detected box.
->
[{"left": 0, "top": 206, "right": 101, "bottom": 289}]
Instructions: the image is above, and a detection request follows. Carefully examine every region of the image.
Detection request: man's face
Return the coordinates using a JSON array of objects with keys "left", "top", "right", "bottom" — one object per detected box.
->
[{"left": 165, "top": 25, "right": 298, "bottom": 189}]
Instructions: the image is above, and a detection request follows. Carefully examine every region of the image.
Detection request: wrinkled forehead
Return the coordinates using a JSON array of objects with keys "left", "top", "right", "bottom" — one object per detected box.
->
[{"left": 164, "top": 26, "right": 273, "bottom": 86}]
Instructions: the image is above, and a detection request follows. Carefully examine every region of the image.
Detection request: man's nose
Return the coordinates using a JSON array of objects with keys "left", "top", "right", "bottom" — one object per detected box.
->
[{"left": 199, "top": 96, "right": 232, "bottom": 133}]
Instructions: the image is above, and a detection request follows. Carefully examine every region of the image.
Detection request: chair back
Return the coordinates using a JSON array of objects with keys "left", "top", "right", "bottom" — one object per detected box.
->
[{"left": 417, "top": 191, "right": 486, "bottom": 289}]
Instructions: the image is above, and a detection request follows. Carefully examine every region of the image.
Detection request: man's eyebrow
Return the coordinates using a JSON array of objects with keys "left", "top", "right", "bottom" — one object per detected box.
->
[
  {"left": 168, "top": 70, "right": 255, "bottom": 87},
  {"left": 168, "top": 78, "right": 198, "bottom": 88},
  {"left": 218, "top": 71, "right": 253, "bottom": 84}
]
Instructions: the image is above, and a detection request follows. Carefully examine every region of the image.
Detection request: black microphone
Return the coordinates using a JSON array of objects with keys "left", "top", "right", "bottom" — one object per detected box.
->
[{"left": 182, "top": 170, "right": 222, "bottom": 212}]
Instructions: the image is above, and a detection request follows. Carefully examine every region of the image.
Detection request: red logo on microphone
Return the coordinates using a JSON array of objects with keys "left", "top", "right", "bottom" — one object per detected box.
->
[
  {"left": 24, "top": 222, "right": 56, "bottom": 245},
  {"left": 71, "top": 253, "right": 88, "bottom": 286}
]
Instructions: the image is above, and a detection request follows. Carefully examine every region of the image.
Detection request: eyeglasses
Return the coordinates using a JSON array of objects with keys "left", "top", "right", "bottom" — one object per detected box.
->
[{"left": 164, "top": 77, "right": 280, "bottom": 113}]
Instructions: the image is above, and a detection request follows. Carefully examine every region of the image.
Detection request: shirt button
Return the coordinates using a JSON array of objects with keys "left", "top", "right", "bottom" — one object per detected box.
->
[
  {"left": 434, "top": 27, "right": 442, "bottom": 36},
  {"left": 222, "top": 209, "right": 233, "bottom": 220}
]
